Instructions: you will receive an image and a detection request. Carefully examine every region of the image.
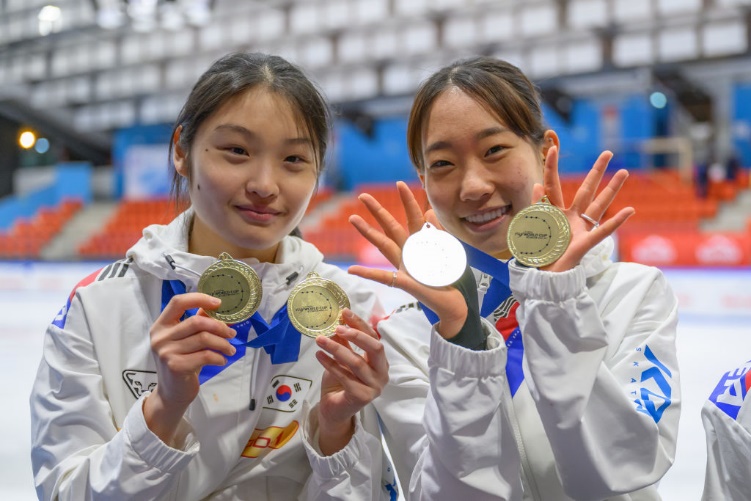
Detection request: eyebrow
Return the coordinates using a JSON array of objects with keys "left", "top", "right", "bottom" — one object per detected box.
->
[
  {"left": 214, "top": 124, "right": 312, "bottom": 146},
  {"left": 424, "top": 126, "right": 509, "bottom": 155}
]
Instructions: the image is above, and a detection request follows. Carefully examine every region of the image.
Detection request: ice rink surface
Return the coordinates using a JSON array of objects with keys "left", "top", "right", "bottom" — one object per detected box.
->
[{"left": 1, "top": 261, "right": 748, "bottom": 500}]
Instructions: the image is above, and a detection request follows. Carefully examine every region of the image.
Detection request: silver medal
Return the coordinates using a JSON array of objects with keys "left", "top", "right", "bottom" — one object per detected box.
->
[{"left": 402, "top": 223, "right": 467, "bottom": 287}]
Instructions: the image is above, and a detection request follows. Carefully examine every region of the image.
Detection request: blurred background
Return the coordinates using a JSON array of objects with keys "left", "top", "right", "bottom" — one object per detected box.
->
[{"left": 1, "top": 0, "right": 750, "bottom": 499}]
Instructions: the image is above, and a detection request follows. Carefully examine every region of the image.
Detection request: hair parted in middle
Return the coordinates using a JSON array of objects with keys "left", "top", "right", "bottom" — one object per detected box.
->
[
  {"left": 407, "top": 56, "right": 547, "bottom": 172},
  {"left": 169, "top": 52, "right": 331, "bottom": 207}
]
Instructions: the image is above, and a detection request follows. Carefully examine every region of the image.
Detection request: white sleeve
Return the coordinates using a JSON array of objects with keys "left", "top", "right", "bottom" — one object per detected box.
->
[
  {"left": 30, "top": 294, "right": 198, "bottom": 501},
  {"left": 510, "top": 261, "right": 679, "bottom": 499},
  {"left": 701, "top": 366, "right": 751, "bottom": 501},
  {"left": 370, "top": 308, "right": 431, "bottom": 497},
  {"left": 301, "top": 404, "right": 392, "bottom": 500},
  {"left": 410, "top": 322, "right": 523, "bottom": 501}
]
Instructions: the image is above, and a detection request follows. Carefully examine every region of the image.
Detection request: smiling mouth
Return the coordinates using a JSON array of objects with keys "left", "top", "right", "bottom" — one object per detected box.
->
[
  {"left": 463, "top": 206, "right": 510, "bottom": 224},
  {"left": 238, "top": 205, "right": 281, "bottom": 216}
]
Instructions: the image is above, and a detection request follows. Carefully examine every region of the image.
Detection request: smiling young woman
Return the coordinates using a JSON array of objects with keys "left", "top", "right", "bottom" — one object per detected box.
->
[
  {"left": 350, "top": 56, "right": 680, "bottom": 500},
  {"left": 30, "top": 52, "right": 410, "bottom": 501}
]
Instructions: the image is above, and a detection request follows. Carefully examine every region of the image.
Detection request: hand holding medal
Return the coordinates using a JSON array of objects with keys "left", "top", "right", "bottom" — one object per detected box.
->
[
  {"left": 349, "top": 181, "right": 471, "bottom": 339},
  {"left": 198, "top": 253, "right": 349, "bottom": 339},
  {"left": 402, "top": 222, "right": 467, "bottom": 287},
  {"left": 287, "top": 272, "right": 350, "bottom": 338},
  {"left": 197, "top": 252, "right": 262, "bottom": 323},
  {"left": 508, "top": 146, "right": 635, "bottom": 272}
]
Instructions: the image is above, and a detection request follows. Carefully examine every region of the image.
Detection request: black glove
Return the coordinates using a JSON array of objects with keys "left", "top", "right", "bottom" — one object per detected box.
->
[{"left": 445, "top": 266, "right": 487, "bottom": 351}]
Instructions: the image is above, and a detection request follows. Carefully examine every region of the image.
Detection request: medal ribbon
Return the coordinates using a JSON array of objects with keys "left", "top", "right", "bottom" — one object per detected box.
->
[
  {"left": 244, "top": 307, "right": 301, "bottom": 366},
  {"left": 418, "top": 242, "right": 525, "bottom": 396},
  {"left": 160, "top": 280, "right": 302, "bottom": 385}
]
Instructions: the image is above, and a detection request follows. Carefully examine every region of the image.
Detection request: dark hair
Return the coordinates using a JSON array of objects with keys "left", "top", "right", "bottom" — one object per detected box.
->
[
  {"left": 169, "top": 52, "right": 330, "bottom": 207},
  {"left": 407, "top": 56, "right": 546, "bottom": 172}
]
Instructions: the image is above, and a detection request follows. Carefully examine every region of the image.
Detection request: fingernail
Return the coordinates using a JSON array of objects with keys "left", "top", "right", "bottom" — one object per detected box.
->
[
  {"left": 336, "top": 325, "right": 349, "bottom": 336},
  {"left": 230, "top": 346, "right": 236, "bottom": 355},
  {"left": 229, "top": 328, "right": 237, "bottom": 337},
  {"left": 210, "top": 296, "right": 221, "bottom": 305},
  {"left": 342, "top": 309, "right": 353, "bottom": 319}
]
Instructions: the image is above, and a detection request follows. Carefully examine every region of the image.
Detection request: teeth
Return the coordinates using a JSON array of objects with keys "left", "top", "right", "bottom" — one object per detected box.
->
[{"left": 465, "top": 207, "right": 507, "bottom": 224}]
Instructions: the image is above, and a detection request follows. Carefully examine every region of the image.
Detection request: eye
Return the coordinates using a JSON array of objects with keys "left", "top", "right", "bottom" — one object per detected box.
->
[
  {"left": 284, "top": 155, "right": 304, "bottom": 163},
  {"left": 428, "top": 160, "right": 452, "bottom": 169},
  {"left": 485, "top": 145, "right": 504, "bottom": 156},
  {"left": 225, "top": 146, "right": 247, "bottom": 156}
]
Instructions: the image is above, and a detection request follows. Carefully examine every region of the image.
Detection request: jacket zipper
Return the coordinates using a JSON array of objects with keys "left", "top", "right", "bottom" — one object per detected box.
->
[{"left": 477, "top": 272, "right": 492, "bottom": 310}]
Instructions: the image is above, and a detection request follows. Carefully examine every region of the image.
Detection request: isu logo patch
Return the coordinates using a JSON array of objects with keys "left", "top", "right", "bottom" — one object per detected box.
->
[
  {"left": 709, "top": 360, "right": 751, "bottom": 420},
  {"left": 629, "top": 345, "right": 673, "bottom": 423},
  {"left": 242, "top": 421, "right": 299, "bottom": 459},
  {"left": 123, "top": 370, "right": 157, "bottom": 399}
]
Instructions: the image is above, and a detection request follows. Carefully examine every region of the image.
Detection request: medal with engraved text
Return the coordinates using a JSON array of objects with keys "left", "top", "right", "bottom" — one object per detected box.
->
[
  {"left": 507, "top": 196, "right": 571, "bottom": 268},
  {"left": 197, "top": 252, "right": 262, "bottom": 324},
  {"left": 402, "top": 222, "right": 467, "bottom": 287},
  {"left": 287, "top": 272, "right": 350, "bottom": 338}
]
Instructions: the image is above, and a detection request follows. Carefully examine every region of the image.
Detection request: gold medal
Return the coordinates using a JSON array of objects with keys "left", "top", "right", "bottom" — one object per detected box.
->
[
  {"left": 197, "top": 252, "right": 262, "bottom": 324},
  {"left": 507, "top": 196, "right": 571, "bottom": 268},
  {"left": 286, "top": 272, "right": 350, "bottom": 338}
]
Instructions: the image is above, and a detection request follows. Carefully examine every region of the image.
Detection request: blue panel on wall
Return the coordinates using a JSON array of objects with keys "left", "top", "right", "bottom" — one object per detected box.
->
[
  {"left": 0, "top": 162, "right": 92, "bottom": 230},
  {"left": 543, "top": 100, "right": 602, "bottom": 174},
  {"left": 113, "top": 124, "right": 173, "bottom": 199},
  {"left": 732, "top": 84, "right": 751, "bottom": 167},
  {"left": 620, "top": 95, "right": 656, "bottom": 169},
  {"left": 334, "top": 117, "right": 416, "bottom": 190},
  {"left": 333, "top": 93, "right": 662, "bottom": 190},
  {"left": 55, "top": 162, "right": 92, "bottom": 204}
]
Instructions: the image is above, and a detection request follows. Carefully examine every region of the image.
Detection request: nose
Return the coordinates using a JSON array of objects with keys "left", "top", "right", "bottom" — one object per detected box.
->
[
  {"left": 245, "top": 158, "right": 279, "bottom": 199},
  {"left": 459, "top": 160, "right": 493, "bottom": 202}
]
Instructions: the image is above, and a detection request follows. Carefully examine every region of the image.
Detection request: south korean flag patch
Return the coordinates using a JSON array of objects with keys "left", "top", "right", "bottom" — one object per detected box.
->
[{"left": 263, "top": 375, "right": 312, "bottom": 413}]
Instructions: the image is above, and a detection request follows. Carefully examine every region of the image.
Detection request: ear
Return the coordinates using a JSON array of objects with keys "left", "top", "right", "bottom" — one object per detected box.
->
[
  {"left": 418, "top": 172, "right": 425, "bottom": 187},
  {"left": 172, "top": 125, "right": 189, "bottom": 178},
  {"left": 541, "top": 130, "right": 560, "bottom": 159}
]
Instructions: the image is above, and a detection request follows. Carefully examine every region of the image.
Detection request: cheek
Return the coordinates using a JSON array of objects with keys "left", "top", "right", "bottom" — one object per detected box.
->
[
  {"left": 507, "top": 161, "right": 539, "bottom": 190},
  {"left": 425, "top": 185, "right": 454, "bottom": 221},
  {"left": 189, "top": 170, "right": 231, "bottom": 206},
  {"left": 288, "top": 175, "right": 317, "bottom": 209}
]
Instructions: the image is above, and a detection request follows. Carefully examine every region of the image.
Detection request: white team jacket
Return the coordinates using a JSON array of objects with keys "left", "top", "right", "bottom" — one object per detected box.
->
[
  {"left": 374, "top": 238, "right": 680, "bottom": 501},
  {"left": 30, "top": 211, "right": 400, "bottom": 501},
  {"left": 701, "top": 359, "right": 751, "bottom": 501}
]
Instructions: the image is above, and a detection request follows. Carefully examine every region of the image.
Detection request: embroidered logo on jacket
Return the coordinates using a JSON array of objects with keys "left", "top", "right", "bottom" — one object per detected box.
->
[
  {"left": 123, "top": 370, "right": 157, "bottom": 399},
  {"left": 263, "top": 375, "right": 312, "bottom": 413},
  {"left": 709, "top": 360, "right": 751, "bottom": 420},
  {"left": 242, "top": 421, "right": 299, "bottom": 458},
  {"left": 630, "top": 345, "right": 673, "bottom": 423}
]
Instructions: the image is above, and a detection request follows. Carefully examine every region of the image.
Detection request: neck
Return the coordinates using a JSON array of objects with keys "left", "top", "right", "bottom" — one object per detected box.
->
[
  {"left": 493, "top": 248, "right": 512, "bottom": 261},
  {"left": 188, "top": 216, "right": 279, "bottom": 263}
]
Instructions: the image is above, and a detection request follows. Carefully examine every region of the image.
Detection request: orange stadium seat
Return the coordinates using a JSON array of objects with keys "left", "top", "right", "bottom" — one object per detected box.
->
[
  {"left": 78, "top": 199, "right": 177, "bottom": 259},
  {"left": 0, "top": 198, "right": 83, "bottom": 260}
]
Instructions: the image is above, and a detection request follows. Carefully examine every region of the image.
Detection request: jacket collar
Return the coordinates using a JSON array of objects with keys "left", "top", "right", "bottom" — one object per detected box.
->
[{"left": 126, "top": 208, "right": 324, "bottom": 291}]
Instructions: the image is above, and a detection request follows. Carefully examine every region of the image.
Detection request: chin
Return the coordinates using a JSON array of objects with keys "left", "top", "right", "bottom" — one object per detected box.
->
[{"left": 480, "top": 241, "right": 507, "bottom": 257}]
